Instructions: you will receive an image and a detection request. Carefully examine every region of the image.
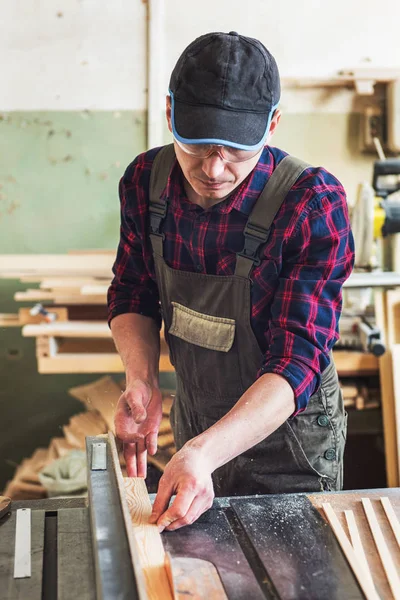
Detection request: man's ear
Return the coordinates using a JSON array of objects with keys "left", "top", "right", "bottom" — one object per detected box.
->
[
  {"left": 166, "top": 96, "right": 173, "bottom": 133},
  {"left": 268, "top": 109, "right": 281, "bottom": 139}
]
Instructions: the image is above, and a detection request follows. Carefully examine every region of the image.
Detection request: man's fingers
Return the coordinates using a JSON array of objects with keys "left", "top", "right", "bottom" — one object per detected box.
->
[
  {"left": 136, "top": 439, "right": 147, "bottom": 478},
  {"left": 149, "top": 479, "right": 175, "bottom": 524},
  {"left": 146, "top": 432, "right": 158, "bottom": 456},
  {"left": 154, "top": 490, "right": 196, "bottom": 532},
  {"left": 165, "top": 494, "right": 213, "bottom": 531},
  {"left": 124, "top": 443, "right": 137, "bottom": 477}
]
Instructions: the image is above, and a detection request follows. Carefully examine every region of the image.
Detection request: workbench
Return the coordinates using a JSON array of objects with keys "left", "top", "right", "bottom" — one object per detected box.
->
[{"left": 1, "top": 487, "right": 399, "bottom": 600}]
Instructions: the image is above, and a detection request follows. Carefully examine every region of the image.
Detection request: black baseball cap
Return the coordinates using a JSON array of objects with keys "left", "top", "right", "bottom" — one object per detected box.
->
[{"left": 169, "top": 31, "right": 281, "bottom": 150}]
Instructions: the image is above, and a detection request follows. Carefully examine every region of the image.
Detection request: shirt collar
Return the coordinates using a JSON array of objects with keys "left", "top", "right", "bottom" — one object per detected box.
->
[{"left": 164, "top": 147, "right": 275, "bottom": 216}]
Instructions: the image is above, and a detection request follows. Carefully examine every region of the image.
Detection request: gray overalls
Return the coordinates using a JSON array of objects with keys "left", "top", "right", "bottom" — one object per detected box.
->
[{"left": 149, "top": 145, "right": 346, "bottom": 496}]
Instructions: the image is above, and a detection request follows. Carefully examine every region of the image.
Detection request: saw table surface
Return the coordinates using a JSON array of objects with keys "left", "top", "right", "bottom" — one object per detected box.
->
[{"left": 1, "top": 489, "right": 399, "bottom": 600}]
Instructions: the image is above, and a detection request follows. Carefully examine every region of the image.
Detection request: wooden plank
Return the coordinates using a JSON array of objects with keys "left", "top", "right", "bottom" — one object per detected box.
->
[
  {"left": 333, "top": 351, "right": 379, "bottom": 376},
  {"left": 381, "top": 497, "right": 400, "bottom": 547},
  {"left": 37, "top": 352, "right": 174, "bottom": 374},
  {"left": 362, "top": 497, "right": 400, "bottom": 600},
  {"left": 107, "top": 432, "right": 154, "bottom": 600},
  {"left": 344, "top": 510, "right": 375, "bottom": 590},
  {"left": 386, "top": 289, "right": 400, "bottom": 346},
  {"left": 15, "top": 290, "right": 106, "bottom": 304},
  {"left": 392, "top": 345, "right": 400, "bottom": 485},
  {"left": 322, "top": 503, "right": 380, "bottom": 600},
  {"left": 58, "top": 508, "right": 96, "bottom": 600},
  {"left": 0, "top": 509, "right": 44, "bottom": 599},
  {"left": 68, "top": 375, "right": 120, "bottom": 431},
  {"left": 0, "top": 313, "right": 20, "bottom": 326},
  {"left": 81, "top": 285, "right": 109, "bottom": 296},
  {"left": 0, "top": 253, "right": 114, "bottom": 277},
  {"left": 374, "top": 289, "right": 399, "bottom": 487},
  {"left": 23, "top": 321, "right": 112, "bottom": 339},
  {"left": 123, "top": 477, "right": 173, "bottom": 599},
  {"left": 19, "top": 307, "right": 69, "bottom": 324},
  {"left": 311, "top": 490, "right": 400, "bottom": 600}
]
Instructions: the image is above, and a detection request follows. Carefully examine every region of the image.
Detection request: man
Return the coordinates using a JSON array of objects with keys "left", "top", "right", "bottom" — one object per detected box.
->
[{"left": 108, "top": 31, "right": 354, "bottom": 533}]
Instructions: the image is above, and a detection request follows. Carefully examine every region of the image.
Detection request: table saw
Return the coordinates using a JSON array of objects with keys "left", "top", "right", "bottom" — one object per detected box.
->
[{"left": 1, "top": 435, "right": 399, "bottom": 600}]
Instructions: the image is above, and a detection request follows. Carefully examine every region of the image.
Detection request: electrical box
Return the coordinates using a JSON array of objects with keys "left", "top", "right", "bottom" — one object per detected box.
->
[{"left": 387, "top": 80, "right": 400, "bottom": 153}]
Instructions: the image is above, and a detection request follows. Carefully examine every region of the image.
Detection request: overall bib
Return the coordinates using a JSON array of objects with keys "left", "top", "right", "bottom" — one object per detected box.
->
[{"left": 149, "top": 145, "right": 347, "bottom": 496}]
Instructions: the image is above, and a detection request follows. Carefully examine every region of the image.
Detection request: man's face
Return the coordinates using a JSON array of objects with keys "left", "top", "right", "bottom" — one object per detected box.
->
[
  {"left": 166, "top": 97, "right": 280, "bottom": 203},
  {"left": 173, "top": 142, "right": 262, "bottom": 202}
]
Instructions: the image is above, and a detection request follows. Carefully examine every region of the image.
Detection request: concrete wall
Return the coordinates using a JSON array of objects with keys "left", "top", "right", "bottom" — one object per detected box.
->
[{"left": 1, "top": 0, "right": 400, "bottom": 489}]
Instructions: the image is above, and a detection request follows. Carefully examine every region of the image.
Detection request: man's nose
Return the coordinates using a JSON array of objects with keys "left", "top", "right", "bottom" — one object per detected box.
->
[{"left": 201, "top": 154, "right": 226, "bottom": 179}]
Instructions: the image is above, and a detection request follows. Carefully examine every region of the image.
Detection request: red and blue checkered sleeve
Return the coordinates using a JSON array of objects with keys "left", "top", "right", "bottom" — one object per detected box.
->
[
  {"left": 259, "top": 188, "right": 354, "bottom": 414},
  {"left": 107, "top": 155, "right": 161, "bottom": 328}
]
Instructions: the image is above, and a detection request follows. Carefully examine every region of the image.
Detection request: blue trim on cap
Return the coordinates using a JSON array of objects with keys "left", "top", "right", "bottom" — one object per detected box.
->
[{"left": 169, "top": 91, "right": 278, "bottom": 151}]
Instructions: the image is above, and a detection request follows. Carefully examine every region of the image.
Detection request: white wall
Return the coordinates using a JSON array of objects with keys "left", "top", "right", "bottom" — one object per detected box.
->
[
  {"left": 1, "top": 0, "right": 147, "bottom": 110},
  {"left": 2, "top": 0, "right": 400, "bottom": 112}
]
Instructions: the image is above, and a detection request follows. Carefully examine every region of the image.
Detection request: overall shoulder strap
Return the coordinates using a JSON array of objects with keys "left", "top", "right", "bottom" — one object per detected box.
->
[
  {"left": 235, "top": 155, "right": 311, "bottom": 278},
  {"left": 149, "top": 144, "right": 176, "bottom": 256}
]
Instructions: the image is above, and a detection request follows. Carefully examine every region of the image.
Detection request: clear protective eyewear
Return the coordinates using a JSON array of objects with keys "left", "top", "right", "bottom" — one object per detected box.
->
[{"left": 174, "top": 137, "right": 264, "bottom": 163}]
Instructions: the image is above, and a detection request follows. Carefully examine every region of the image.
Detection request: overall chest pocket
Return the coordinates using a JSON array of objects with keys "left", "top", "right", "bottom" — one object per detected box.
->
[{"left": 167, "top": 302, "right": 243, "bottom": 399}]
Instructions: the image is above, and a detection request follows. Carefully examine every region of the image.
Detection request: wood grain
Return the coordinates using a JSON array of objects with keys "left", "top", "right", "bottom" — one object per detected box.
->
[
  {"left": 362, "top": 497, "right": 400, "bottom": 600},
  {"left": 123, "top": 477, "right": 173, "bottom": 600},
  {"left": 344, "top": 509, "right": 375, "bottom": 590},
  {"left": 381, "top": 497, "right": 400, "bottom": 547},
  {"left": 322, "top": 503, "right": 381, "bottom": 600}
]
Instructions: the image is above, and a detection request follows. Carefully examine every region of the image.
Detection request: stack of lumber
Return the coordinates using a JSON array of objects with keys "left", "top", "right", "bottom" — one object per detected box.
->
[
  {"left": 2, "top": 376, "right": 176, "bottom": 500},
  {"left": 341, "top": 381, "right": 380, "bottom": 410}
]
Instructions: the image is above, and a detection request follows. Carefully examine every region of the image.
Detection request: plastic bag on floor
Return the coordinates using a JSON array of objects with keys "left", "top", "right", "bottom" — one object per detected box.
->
[{"left": 38, "top": 449, "right": 87, "bottom": 497}]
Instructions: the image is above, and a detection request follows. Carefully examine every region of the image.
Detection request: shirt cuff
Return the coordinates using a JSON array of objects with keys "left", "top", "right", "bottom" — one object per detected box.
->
[
  {"left": 258, "top": 357, "right": 321, "bottom": 415},
  {"left": 107, "top": 302, "right": 162, "bottom": 329}
]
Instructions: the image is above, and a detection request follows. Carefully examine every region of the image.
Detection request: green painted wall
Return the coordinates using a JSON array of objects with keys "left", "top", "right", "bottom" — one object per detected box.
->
[{"left": 0, "top": 111, "right": 148, "bottom": 490}]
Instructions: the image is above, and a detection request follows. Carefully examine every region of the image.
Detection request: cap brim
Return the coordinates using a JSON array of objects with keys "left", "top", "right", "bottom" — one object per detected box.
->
[{"left": 172, "top": 98, "right": 270, "bottom": 149}]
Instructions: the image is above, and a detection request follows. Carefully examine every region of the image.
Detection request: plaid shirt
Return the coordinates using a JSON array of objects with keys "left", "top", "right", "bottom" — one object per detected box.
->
[{"left": 108, "top": 145, "right": 354, "bottom": 412}]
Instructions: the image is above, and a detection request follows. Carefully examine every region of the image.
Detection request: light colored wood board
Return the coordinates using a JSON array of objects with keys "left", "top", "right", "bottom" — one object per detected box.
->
[
  {"left": 37, "top": 352, "right": 174, "bottom": 374},
  {"left": 107, "top": 432, "right": 150, "bottom": 600},
  {"left": 0, "top": 496, "right": 11, "bottom": 519},
  {"left": 374, "top": 289, "right": 399, "bottom": 487},
  {"left": 80, "top": 285, "right": 109, "bottom": 295},
  {"left": 123, "top": 477, "right": 173, "bottom": 600},
  {"left": 312, "top": 491, "right": 400, "bottom": 600},
  {"left": 22, "top": 321, "right": 112, "bottom": 338},
  {"left": 322, "top": 503, "right": 381, "bottom": 600},
  {"left": 2, "top": 479, "right": 46, "bottom": 501},
  {"left": 157, "top": 433, "right": 175, "bottom": 448},
  {"left": 165, "top": 553, "right": 228, "bottom": 600},
  {"left": 344, "top": 510, "right": 375, "bottom": 590},
  {"left": 381, "top": 497, "right": 400, "bottom": 548},
  {"left": 332, "top": 351, "right": 379, "bottom": 375},
  {"left": 386, "top": 289, "right": 400, "bottom": 346},
  {"left": 159, "top": 418, "right": 172, "bottom": 434},
  {"left": 392, "top": 345, "right": 400, "bottom": 485},
  {"left": 0, "top": 253, "right": 113, "bottom": 276},
  {"left": 162, "top": 395, "right": 174, "bottom": 415},
  {"left": 68, "top": 376, "right": 121, "bottom": 431},
  {"left": 15, "top": 290, "right": 106, "bottom": 304},
  {"left": 18, "top": 307, "right": 69, "bottom": 324},
  {"left": 362, "top": 497, "right": 400, "bottom": 600},
  {"left": 58, "top": 508, "right": 96, "bottom": 600},
  {"left": 47, "top": 437, "right": 77, "bottom": 461},
  {"left": 0, "top": 313, "right": 20, "bottom": 326},
  {"left": 39, "top": 278, "right": 106, "bottom": 289}
]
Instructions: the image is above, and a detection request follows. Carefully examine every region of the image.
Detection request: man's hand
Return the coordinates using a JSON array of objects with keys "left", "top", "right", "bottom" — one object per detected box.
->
[
  {"left": 114, "top": 380, "right": 162, "bottom": 478},
  {"left": 149, "top": 442, "right": 215, "bottom": 531}
]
